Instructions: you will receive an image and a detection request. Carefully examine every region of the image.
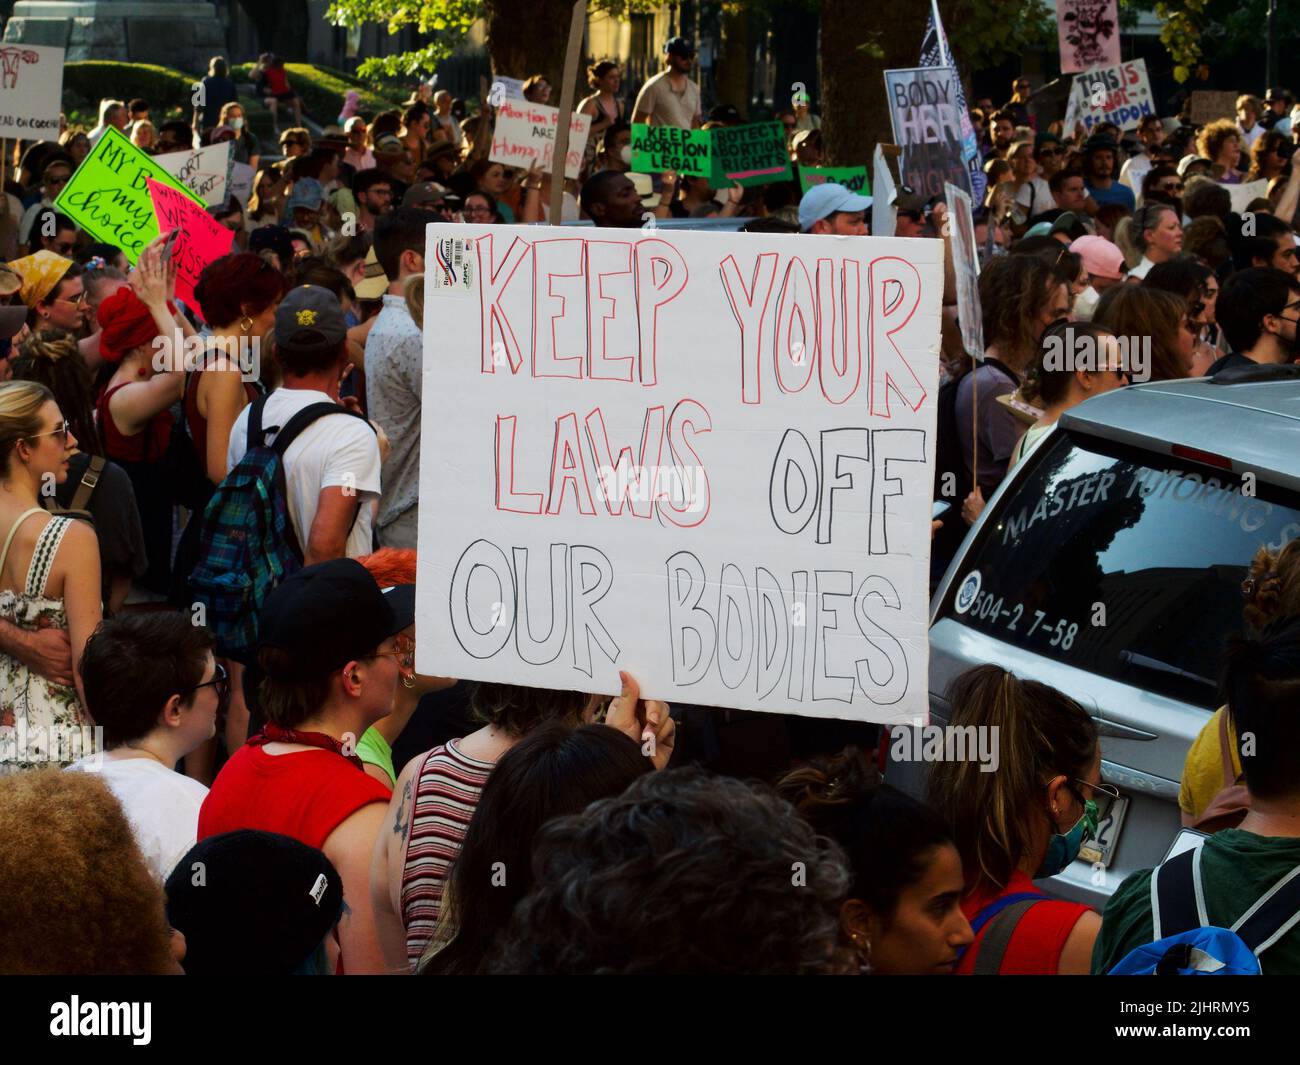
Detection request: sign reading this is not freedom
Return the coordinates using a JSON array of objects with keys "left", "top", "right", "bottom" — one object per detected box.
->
[
  {"left": 55, "top": 128, "right": 203, "bottom": 263},
  {"left": 414, "top": 224, "right": 943, "bottom": 725}
]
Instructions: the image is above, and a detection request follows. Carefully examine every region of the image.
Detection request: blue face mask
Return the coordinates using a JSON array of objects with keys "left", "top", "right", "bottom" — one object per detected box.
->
[{"left": 1035, "top": 797, "right": 1098, "bottom": 878}]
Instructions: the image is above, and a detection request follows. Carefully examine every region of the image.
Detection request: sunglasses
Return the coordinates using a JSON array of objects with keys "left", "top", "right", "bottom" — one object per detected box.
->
[
  {"left": 1072, "top": 779, "right": 1121, "bottom": 821},
  {"left": 1156, "top": 182, "right": 1184, "bottom": 193},
  {"left": 53, "top": 290, "right": 88, "bottom": 307},
  {"left": 46, "top": 174, "right": 70, "bottom": 188},
  {"left": 26, "top": 419, "right": 70, "bottom": 445},
  {"left": 184, "top": 662, "right": 231, "bottom": 707},
  {"left": 1036, "top": 148, "right": 1060, "bottom": 158}
]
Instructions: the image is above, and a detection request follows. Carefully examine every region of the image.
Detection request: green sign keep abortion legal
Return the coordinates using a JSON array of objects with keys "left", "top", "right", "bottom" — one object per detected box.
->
[{"left": 631, "top": 123, "right": 712, "bottom": 179}]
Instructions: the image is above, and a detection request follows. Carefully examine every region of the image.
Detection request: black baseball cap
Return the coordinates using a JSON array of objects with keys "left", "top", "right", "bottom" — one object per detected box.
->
[
  {"left": 664, "top": 36, "right": 695, "bottom": 58},
  {"left": 274, "top": 285, "right": 348, "bottom": 353},
  {"left": 165, "top": 830, "right": 344, "bottom": 974},
  {"left": 258, "top": 558, "right": 415, "bottom": 681}
]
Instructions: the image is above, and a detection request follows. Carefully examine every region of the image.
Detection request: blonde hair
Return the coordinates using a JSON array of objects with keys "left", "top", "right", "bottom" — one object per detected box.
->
[
  {"left": 404, "top": 274, "right": 424, "bottom": 331},
  {"left": 1243, "top": 539, "right": 1300, "bottom": 633},
  {"left": 0, "top": 380, "right": 54, "bottom": 474}
]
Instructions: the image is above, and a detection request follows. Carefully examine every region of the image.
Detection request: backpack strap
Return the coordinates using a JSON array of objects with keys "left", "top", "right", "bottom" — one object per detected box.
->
[
  {"left": 1217, "top": 709, "right": 1239, "bottom": 788},
  {"left": 973, "top": 898, "right": 1043, "bottom": 975},
  {"left": 68, "top": 455, "right": 106, "bottom": 513},
  {"left": 1152, "top": 846, "right": 1206, "bottom": 940},
  {"left": 267, "top": 402, "right": 373, "bottom": 456},
  {"left": 246, "top": 393, "right": 269, "bottom": 451},
  {"left": 1230, "top": 863, "right": 1300, "bottom": 957},
  {"left": 981, "top": 356, "right": 1022, "bottom": 389}
]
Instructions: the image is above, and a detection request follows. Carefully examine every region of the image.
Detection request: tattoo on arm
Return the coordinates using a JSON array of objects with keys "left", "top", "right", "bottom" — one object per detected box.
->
[{"left": 393, "top": 778, "right": 413, "bottom": 841}]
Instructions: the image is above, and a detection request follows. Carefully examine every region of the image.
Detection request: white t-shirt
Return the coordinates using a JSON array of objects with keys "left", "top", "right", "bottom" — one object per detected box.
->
[
  {"left": 1119, "top": 153, "right": 1152, "bottom": 194},
  {"left": 227, "top": 388, "right": 382, "bottom": 559},
  {"left": 67, "top": 756, "right": 208, "bottom": 882},
  {"left": 1128, "top": 256, "right": 1156, "bottom": 281},
  {"left": 1013, "top": 177, "right": 1052, "bottom": 222}
]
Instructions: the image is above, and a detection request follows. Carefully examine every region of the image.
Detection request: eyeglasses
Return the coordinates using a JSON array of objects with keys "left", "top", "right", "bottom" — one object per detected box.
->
[
  {"left": 1036, "top": 148, "right": 1060, "bottom": 159},
  {"left": 369, "top": 634, "right": 414, "bottom": 670},
  {"left": 1156, "top": 182, "right": 1184, "bottom": 193},
  {"left": 1072, "top": 778, "right": 1121, "bottom": 821},
  {"left": 52, "top": 291, "right": 87, "bottom": 307},
  {"left": 25, "top": 420, "right": 70, "bottom": 445},
  {"left": 184, "top": 662, "right": 230, "bottom": 706},
  {"left": 463, "top": 205, "right": 492, "bottom": 216},
  {"left": 45, "top": 174, "right": 70, "bottom": 188}
]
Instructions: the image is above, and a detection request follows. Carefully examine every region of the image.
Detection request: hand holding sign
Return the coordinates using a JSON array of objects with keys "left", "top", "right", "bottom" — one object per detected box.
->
[{"left": 606, "top": 670, "right": 674, "bottom": 769}]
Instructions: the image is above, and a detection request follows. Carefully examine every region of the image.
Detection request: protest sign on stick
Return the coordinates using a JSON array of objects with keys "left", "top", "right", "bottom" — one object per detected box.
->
[
  {"left": 799, "top": 166, "right": 870, "bottom": 195},
  {"left": 146, "top": 178, "right": 234, "bottom": 310},
  {"left": 1226, "top": 179, "right": 1270, "bottom": 215},
  {"left": 155, "top": 142, "right": 233, "bottom": 207},
  {"left": 490, "top": 99, "right": 591, "bottom": 181},
  {"left": 550, "top": 0, "right": 587, "bottom": 224},
  {"left": 55, "top": 128, "right": 203, "bottom": 263},
  {"left": 632, "top": 124, "right": 712, "bottom": 178},
  {"left": 709, "top": 122, "right": 793, "bottom": 188},
  {"left": 884, "top": 67, "right": 970, "bottom": 199},
  {"left": 414, "top": 224, "right": 943, "bottom": 725},
  {"left": 1057, "top": 0, "right": 1120, "bottom": 74},
  {"left": 1064, "top": 59, "right": 1155, "bottom": 134},
  {"left": 872, "top": 144, "right": 899, "bottom": 238},
  {"left": 0, "top": 44, "right": 63, "bottom": 139},
  {"left": 944, "top": 182, "right": 984, "bottom": 361},
  {"left": 1189, "top": 91, "right": 1238, "bottom": 126},
  {"left": 228, "top": 162, "right": 255, "bottom": 210}
]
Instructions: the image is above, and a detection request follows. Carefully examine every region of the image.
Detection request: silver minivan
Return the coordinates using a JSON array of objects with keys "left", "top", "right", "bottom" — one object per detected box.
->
[{"left": 888, "top": 366, "right": 1300, "bottom": 909}]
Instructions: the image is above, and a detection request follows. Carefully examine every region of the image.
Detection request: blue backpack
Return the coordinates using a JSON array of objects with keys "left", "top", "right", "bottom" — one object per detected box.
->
[
  {"left": 188, "top": 395, "right": 370, "bottom": 662},
  {"left": 1108, "top": 844, "right": 1300, "bottom": 975}
]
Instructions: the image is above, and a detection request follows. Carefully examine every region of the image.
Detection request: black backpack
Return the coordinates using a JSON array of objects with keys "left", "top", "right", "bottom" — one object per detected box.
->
[{"left": 931, "top": 357, "right": 1019, "bottom": 584}]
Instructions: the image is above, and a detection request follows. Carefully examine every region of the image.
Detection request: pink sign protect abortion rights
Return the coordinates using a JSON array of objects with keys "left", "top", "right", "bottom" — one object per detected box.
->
[
  {"left": 489, "top": 99, "right": 591, "bottom": 181},
  {"left": 415, "top": 224, "right": 944, "bottom": 726},
  {"left": 146, "top": 178, "right": 234, "bottom": 311}
]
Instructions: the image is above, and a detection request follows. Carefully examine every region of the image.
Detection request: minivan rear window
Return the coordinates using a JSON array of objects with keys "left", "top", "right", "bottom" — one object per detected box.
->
[{"left": 938, "top": 430, "right": 1300, "bottom": 708}]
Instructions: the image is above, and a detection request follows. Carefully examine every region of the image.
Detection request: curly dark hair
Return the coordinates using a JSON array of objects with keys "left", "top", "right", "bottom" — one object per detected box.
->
[
  {"left": 469, "top": 680, "right": 588, "bottom": 736},
  {"left": 0, "top": 770, "right": 176, "bottom": 974},
  {"left": 487, "top": 767, "right": 852, "bottom": 974},
  {"left": 977, "top": 254, "right": 1056, "bottom": 372}
]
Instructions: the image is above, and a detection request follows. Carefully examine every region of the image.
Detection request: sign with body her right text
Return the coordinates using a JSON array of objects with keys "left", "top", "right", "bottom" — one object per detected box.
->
[
  {"left": 709, "top": 121, "right": 792, "bottom": 188},
  {"left": 1057, "top": 0, "right": 1120, "bottom": 74},
  {"left": 631, "top": 123, "right": 712, "bottom": 178},
  {"left": 0, "top": 44, "right": 63, "bottom": 138},
  {"left": 800, "top": 166, "right": 869, "bottom": 195},
  {"left": 55, "top": 128, "right": 203, "bottom": 263},
  {"left": 1064, "top": 59, "right": 1154, "bottom": 134},
  {"left": 945, "top": 182, "right": 984, "bottom": 360},
  {"left": 414, "top": 224, "right": 943, "bottom": 724},
  {"left": 490, "top": 99, "right": 590, "bottom": 180},
  {"left": 885, "top": 67, "right": 971, "bottom": 200}
]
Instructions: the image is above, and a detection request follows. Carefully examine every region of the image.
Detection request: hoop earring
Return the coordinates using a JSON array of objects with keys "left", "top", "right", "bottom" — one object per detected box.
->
[
  {"left": 240, "top": 316, "right": 253, "bottom": 334},
  {"left": 401, "top": 671, "right": 416, "bottom": 689}
]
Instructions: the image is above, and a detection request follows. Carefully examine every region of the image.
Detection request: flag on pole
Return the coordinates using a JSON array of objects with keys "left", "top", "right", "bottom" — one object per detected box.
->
[{"left": 919, "top": 2, "right": 985, "bottom": 204}]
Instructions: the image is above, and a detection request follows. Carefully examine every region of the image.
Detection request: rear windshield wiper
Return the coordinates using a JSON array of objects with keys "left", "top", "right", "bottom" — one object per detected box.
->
[{"left": 1119, "top": 651, "right": 1217, "bottom": 691}]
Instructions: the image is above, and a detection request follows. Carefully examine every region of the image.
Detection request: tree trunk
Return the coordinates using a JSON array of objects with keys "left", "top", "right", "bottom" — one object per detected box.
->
[
  {"left": 484, "top": 0, "right": 580, "bottom": 91},
  {"left": 716, "top": 7, "right": 751, "bottom": 117},
  {"left": 819, "top": 0, "right": 930, "bottom": 167}
]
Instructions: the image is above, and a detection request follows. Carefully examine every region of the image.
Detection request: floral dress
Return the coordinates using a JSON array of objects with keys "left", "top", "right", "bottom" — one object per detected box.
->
[{"left": 0, "top": 511, "right": 87, "bottom": 774}]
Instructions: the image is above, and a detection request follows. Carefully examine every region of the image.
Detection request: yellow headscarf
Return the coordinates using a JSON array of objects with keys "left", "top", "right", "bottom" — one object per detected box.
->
[{"left": 7, "top": 250, "right": 73, "bottom": 308}]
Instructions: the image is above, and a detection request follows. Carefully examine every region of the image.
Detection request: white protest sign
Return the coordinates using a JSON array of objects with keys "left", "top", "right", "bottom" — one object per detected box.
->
[
  {"left": 944, "top": 182, "right": 983, "bottom": 360},
  {"left": 489, "top": 99, "right": 591, "bottom": 180},
  {"left": 872, "top": 144, "right": 897, "bottom": 238},
  {"left": 1225, "top": 179, "right": 1269, "bottom": 215},
  {"left": 0, "top": 44, "right": 63, "bottom": 138},
  {"left": 415, "top": 224, "right": 943, "bottom": 725},
  {"left": 1057, "top": 0, "right": 1121, "bottom": 75},
  {"left": 227, "top": 162, "right": 255, "bottom": 210},
  {"left": 155, "top": 142, "right": 233, "bottom": 207},
  {"left": 491, "top": 75, "right": 526, "bottom": 103},
  {"left": 1065, "top": 58, "right": 1154, "bottom": 134}
]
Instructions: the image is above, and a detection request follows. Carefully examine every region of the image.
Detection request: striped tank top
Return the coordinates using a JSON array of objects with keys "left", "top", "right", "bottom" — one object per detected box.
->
[{"left": 400, "top": 739, "right": 495, "bottom": 969}]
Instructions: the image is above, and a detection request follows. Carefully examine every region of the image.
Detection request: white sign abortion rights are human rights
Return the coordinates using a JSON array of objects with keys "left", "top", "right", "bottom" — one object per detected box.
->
[{"left": 415, "top": 223, "right": 942, "bottom": 725}]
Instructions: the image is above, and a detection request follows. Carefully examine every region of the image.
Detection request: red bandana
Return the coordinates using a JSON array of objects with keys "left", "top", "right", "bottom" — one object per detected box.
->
[{"left": 247, "top": 722, "right": 365, "bottom": 770}]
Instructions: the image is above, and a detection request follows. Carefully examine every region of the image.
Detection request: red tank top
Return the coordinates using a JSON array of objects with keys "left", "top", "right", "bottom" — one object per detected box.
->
[
  {"left": 956, "top": 870, "right": 1093, "bottom": 975},
  {"left": 183, "top": 370, "right": 260, "bottom": 470},
  {"left": 96, "top": 382, "right": 172, "bottom": 463},
  {"left": 198, "top": 743, "right": 391, "bottom": 851}
]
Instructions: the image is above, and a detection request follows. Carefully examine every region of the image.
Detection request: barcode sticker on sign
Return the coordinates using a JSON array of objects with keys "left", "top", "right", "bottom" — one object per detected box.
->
[{"left": 430, "top": 236, "right": 475, "bottom": 297}]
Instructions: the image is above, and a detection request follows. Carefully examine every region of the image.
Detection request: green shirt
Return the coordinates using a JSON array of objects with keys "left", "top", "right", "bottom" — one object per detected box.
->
[
  {"left": 355, "top": 727, "right": 395, "bottom": 788},
  {"left": 1092, "top": 829, "right": 1300, "bottom": 974}
]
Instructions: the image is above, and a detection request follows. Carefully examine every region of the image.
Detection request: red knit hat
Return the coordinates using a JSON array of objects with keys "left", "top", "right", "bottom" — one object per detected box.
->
[{"left": 98, "top": 286, "right": 173, "bottom": 363}]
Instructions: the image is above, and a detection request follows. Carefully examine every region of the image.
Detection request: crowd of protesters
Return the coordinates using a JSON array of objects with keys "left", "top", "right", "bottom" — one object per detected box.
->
[{"left": 0, "top": 39, "right": 1298, "bottom": 978}]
